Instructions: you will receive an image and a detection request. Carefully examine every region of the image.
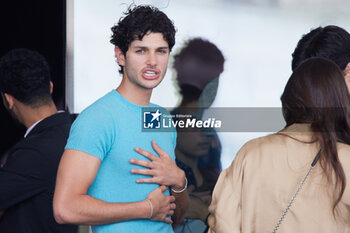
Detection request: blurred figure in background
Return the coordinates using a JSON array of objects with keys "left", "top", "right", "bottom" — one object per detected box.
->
[
  {"left": 208, "top": 58, "right": 350, "bottom": 232},
  {"left": 172, "top": 38, "right": 225, "bottom": 233},
  {"left": 0, "top": 49, "right": 77, "bottom": 233}
]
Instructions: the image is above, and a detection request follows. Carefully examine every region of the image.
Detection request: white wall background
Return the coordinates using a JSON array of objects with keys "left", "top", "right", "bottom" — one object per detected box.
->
[{"left": 69, "top": 0, "right": 350, "bottom": 169}]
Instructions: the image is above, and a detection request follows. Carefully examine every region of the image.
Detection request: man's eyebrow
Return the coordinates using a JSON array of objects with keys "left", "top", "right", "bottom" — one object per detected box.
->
[
  {"left": 133, "top": 46, "right": 148, "bottom": 49},
  {"left": 132, "top": 46, "right": 169, "bottom": 50}
]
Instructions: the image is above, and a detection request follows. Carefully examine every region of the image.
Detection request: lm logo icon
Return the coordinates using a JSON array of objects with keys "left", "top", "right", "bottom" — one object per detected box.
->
[{"left": 143, "top": 109, "right": 162, "bottom": 129}]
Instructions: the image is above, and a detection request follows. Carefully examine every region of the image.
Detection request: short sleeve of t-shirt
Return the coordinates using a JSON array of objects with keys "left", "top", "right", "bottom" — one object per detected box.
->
[{"left": 65, "top": 105, "right": 116, "bottom": 160}]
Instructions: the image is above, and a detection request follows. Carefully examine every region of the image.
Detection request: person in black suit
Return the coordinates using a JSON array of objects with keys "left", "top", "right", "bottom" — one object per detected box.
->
[{"left": 0, "top": 49, "right": 77, "bottom": 233}]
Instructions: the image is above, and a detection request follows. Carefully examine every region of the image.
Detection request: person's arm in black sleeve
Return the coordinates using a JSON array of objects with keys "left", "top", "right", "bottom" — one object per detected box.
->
[{"left": 0, "top": 148, "right": 47, "bottom": 211}]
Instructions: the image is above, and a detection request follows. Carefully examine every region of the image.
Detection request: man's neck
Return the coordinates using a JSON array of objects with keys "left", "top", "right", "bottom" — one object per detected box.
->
[
  {"left": 116, "top": 80, "right": 152, "bottom": 106},
  {"left": 18, "top": 104, "right": 58, "bottom": 129}
]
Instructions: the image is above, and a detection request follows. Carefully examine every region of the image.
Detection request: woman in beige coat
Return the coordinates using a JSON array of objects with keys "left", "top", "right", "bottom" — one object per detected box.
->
[{"left": 208, "top": 58, "right": 350, "bottom": 233}]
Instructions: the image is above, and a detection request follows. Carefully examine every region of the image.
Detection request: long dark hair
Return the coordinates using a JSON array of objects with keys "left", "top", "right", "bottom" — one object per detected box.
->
[{"left": 281, "top": 57, "right": 350, "bottom": 211}]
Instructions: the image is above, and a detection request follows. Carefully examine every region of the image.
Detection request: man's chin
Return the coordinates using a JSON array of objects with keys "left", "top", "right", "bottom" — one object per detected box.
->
[
  {"left": 142, "top": 76, "right": 164, "bottom": 89},
  {"left": 140, "top": 82, "right": 162, "bottom": 90}
]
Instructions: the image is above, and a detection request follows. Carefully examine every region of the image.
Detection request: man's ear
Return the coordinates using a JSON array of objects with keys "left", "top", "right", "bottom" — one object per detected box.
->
[
  {"left": 3, "top": 93, "right": 15, "bottom": 109},
  {"left": 50, "top": 81, "right": 54, "bottom": 94},
  {"left": 344, "top": 62, "right": 350, "bottom": 80},
  {"left": 344, "top": 62, "right": 350, "bottom": 93},
  {"left": 114, "top": 46, "right": 126, "bottom": 66},
  {"left": 345, "top": 62, "right": 350, "bottom": 74}
]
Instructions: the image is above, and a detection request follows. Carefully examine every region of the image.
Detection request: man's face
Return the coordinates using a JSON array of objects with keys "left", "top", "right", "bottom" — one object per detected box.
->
[{"left": 121, "top": 32, "right": 170, "bottom": 90}]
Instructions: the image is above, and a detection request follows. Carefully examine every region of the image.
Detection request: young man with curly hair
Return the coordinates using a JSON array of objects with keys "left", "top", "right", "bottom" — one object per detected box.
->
[
  {"left": 53, "top": 5, "right": 188, "bottom": 233},
  {"left": 0, "top": 49, "right": 77, "bottom": 233}
]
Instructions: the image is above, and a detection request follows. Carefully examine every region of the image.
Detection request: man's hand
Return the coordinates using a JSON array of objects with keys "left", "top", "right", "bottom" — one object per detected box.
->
[
  {"left": 130, "top": 140, "right": 189, "bottom": 226},
  {"left": 130, "top": 140, "right": 186, "bottom": 190},
  {"left": 146, "top": 185, "right": 176, "bottom": 224}
]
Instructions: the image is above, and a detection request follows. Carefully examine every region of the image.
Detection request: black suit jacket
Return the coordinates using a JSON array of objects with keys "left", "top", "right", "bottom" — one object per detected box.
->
[{"left": 0, "top": 112, "right": 77, "bottom": 233}]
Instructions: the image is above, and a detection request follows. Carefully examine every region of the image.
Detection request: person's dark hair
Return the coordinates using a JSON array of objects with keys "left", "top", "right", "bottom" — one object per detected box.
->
[
  {"left": 174, "top": 38, "right": 225, "bottom": 91},
  {"left": 0, "top": 48, "right": 52, "bottom": 107},
  {"left": 110, "top": 5, "right": 176, "bottom": 74},
  {"left": 281, "top": 57, "right": 350, "bottom": 212},
  {"left": 292, "top": 25, "right": 350, "bottom": 71},
  {"left": 178, "top": 84, "right": 202, "bottom": 106}
]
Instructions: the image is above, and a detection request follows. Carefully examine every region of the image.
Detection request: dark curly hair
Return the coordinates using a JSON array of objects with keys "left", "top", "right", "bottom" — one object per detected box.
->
[
  {"left": 110, "top": 5, "right": 176, "bottom": 74},
  {"left": 0, "top": 48, "right": 52, "bottom": 107},
  {"left": 292, "top": 25, "right": 350, "bottom": 71}
]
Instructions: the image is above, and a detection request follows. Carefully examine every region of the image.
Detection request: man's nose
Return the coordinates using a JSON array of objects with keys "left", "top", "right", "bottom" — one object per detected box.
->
[{"left": 147, "top": 52, "right": 157, "bottom": 66}]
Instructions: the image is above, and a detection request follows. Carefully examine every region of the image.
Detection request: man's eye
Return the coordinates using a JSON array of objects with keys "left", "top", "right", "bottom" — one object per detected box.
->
[
  {"left": 136, "top": 50, "right": 144, "bottom": 53},
  {"left": 158, "top": 50, "right": 167, "bottom": 54}
]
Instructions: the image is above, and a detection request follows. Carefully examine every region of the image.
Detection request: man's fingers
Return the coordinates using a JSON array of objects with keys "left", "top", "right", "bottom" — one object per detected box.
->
[
  {"left": 134, "top": 147, "right": 158, "bottom": 161},
  {"left": 159, "top": 185, "right": 168, "bottom": 192},
  {"left": 152, "top": 140, "right": 168, "bottom": 158},
  {"left": 169, "top": 195, "right": 176, "bottom": 202},
  {"left": 135, "top": 178, "right": 157, "bottom": 184},
  {"left": 168, "top": 210, "right": 174, "bottom": 216},
  {"left": 164, "top": 217, "right": 173, "bottom": 224},
  {"left": 129, "top": 159, "right": 153, "bottom": 168},
  {"left": 131, "top": 168, "right": 153, "bottom": 176},
  {"left": 170, "top": 203, "right": 176, "bottom": 210}
]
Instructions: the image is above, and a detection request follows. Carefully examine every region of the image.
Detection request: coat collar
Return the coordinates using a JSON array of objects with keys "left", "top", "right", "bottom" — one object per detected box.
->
[{"left": 25, "top": 111, "right": 72, "bottom": 138}]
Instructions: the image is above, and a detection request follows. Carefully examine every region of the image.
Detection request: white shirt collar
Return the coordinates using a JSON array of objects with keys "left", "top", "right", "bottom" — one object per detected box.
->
[
  {"left": 24, "top": 110, "right": 65, "bottom": 138},
  {"left": 24, "top": 119, "right": 43, "bottom": 138}
]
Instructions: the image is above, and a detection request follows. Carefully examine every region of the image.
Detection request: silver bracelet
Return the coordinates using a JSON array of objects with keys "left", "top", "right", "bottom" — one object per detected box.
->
[
  {"left": 171, "top": 177, "right": 188, "bottom": 193},
  {"left": 145, "top": 199, "right": 153, "bottom": 219}
]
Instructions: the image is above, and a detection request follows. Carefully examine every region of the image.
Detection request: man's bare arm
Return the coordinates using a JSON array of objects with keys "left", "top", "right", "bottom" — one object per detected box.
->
[
  {"left": 170, "top": 184, "right": 189, "bottom": 227},
  {"left": 0, "top": 210, "right": 4, "bottom": 218},
  {"left": 53, "top": 149, "right": 176, "bottom": 225},
  {"left": 130, "top": 140, "right": 189, "bottom": 225}
]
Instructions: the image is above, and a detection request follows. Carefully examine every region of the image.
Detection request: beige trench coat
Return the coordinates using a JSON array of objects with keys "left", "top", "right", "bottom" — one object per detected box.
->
[{"left": 208, "top": 124, "right": 350, "bottom": 233}]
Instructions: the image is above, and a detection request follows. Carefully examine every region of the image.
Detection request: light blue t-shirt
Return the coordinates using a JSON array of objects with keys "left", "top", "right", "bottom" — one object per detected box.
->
[{"left": 65, "top": 90, "right": 176, "bottom": 233}]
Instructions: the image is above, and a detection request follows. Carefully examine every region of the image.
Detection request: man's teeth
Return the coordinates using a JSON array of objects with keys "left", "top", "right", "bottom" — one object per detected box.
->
[{"left": 144, "top": 71, "right": 156, "bottom": 76}]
